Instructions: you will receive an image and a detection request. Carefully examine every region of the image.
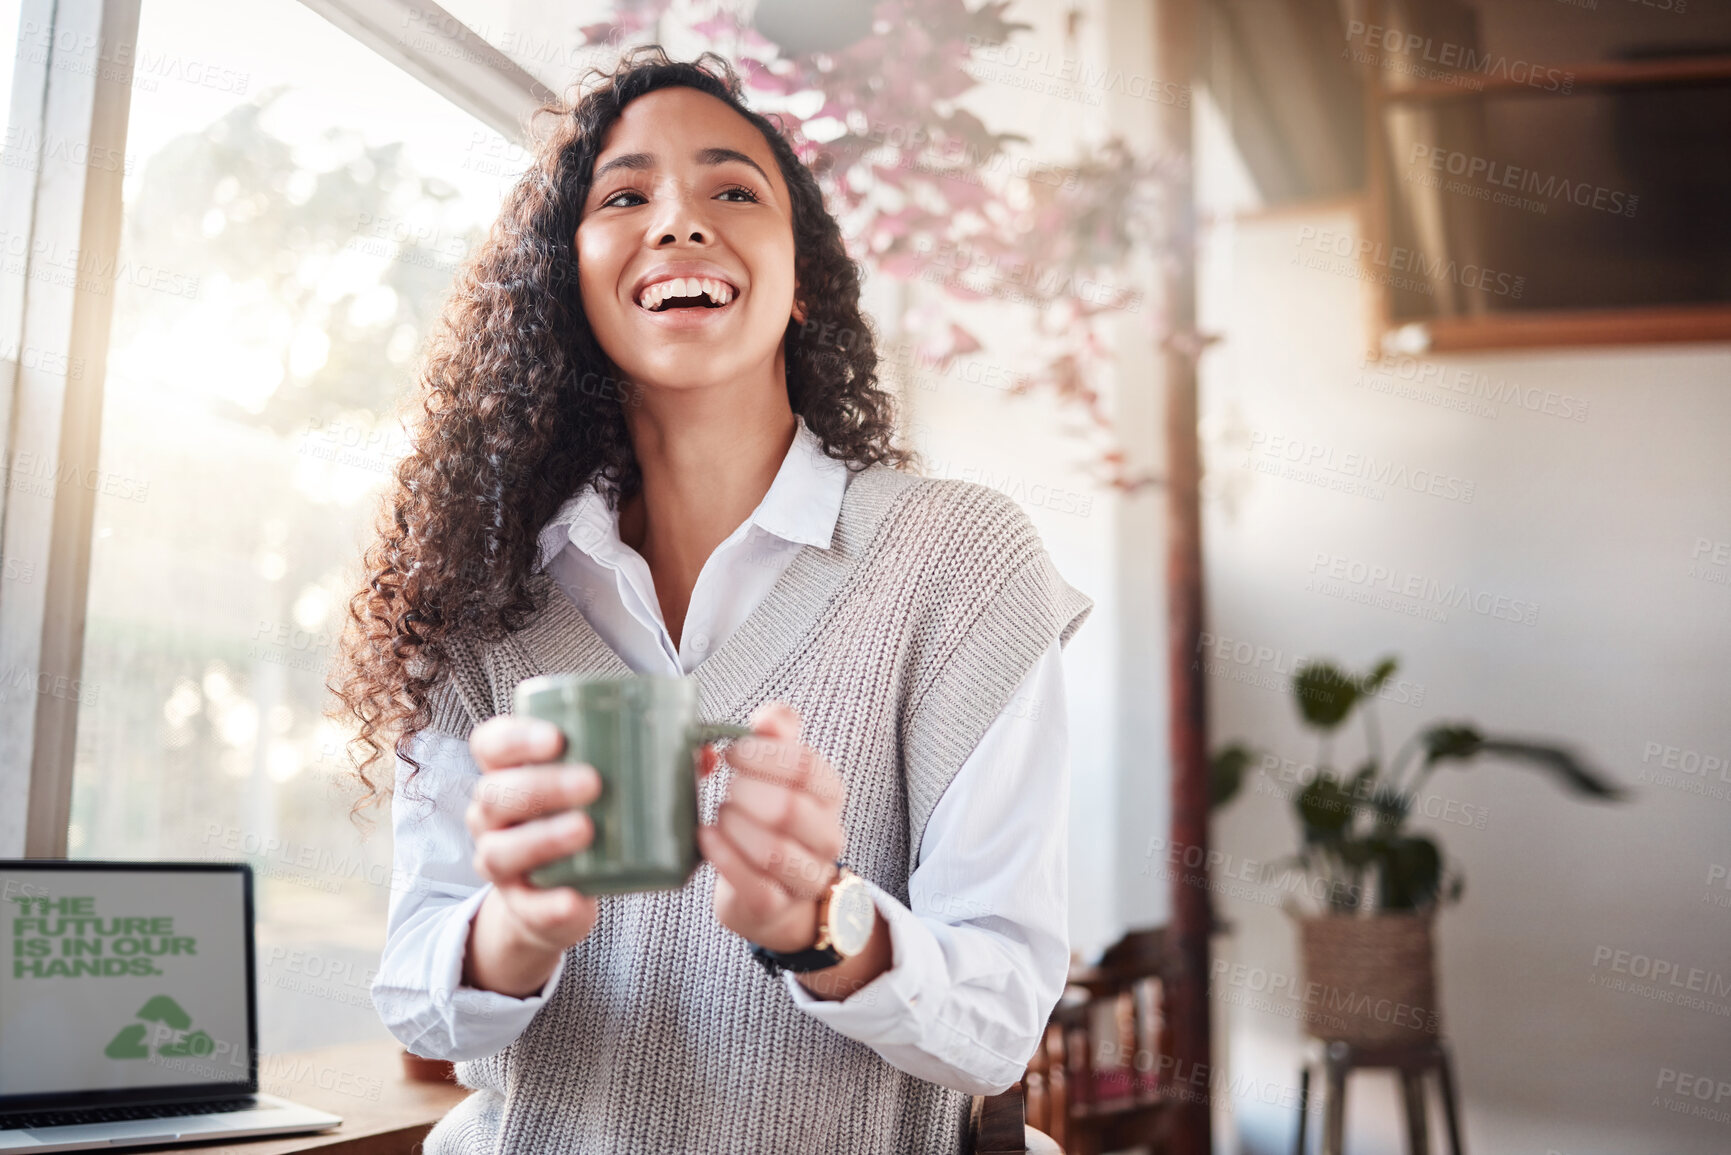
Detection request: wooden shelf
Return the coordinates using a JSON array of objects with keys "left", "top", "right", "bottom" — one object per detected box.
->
[
  {"left": 1411, "top": 305, "right": 1731, "bottom": 352},
  {"left": 1357, "top": 0, "right": 1731, "bottom": 352},
  {"left": 1381, "top": 53, "right": 1731, "bottom": 103}
]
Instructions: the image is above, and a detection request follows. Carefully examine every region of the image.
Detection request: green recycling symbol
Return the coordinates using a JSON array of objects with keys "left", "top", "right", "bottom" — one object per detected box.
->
[{"left": 103, "top": 995, "right": 214, "bottom": 1060}]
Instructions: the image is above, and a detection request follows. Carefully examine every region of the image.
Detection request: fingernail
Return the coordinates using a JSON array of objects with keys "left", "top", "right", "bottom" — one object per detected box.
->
[
  {"left": 564, "top": 766, "right": 595, "bottom": 792},
  {"left": 534, "top": 721, "right": 562, "bottom": 751}
]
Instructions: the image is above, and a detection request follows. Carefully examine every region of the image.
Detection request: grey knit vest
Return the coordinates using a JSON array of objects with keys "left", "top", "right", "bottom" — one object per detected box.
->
[{"left": 415, "top": 463, "right": 1092, "bottom": 1155}]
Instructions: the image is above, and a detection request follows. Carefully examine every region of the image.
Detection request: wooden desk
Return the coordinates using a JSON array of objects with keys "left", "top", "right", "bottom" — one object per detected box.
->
[{"left": 147, "top": 1041, "right": 468, "bottom": 1154}]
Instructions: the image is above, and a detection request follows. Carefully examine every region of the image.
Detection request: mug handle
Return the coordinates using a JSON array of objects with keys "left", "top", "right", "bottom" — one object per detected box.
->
[{"left": 689, "top": 722, "right": 753, "bottom": 744}]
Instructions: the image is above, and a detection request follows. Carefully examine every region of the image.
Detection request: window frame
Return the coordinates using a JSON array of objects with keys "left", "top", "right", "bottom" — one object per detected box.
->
[{"left": 0, "top": 0, "right": 549, "bottom": 857}]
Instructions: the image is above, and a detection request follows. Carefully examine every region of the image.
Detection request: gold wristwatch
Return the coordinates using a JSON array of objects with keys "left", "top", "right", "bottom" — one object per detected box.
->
[{"left": 749, "top": 862, "right": 875, "bottom": 976}]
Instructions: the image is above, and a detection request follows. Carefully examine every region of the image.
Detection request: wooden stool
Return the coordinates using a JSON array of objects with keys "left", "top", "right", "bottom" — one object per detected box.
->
[{"left": 1294, "top": 1038, "right": 1463, "bottom": 1155}]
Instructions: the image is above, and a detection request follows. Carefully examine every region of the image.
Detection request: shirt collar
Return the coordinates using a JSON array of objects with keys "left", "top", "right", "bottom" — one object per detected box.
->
[{"left": 533, "top": 416, "right": 849, "bottom": 573}]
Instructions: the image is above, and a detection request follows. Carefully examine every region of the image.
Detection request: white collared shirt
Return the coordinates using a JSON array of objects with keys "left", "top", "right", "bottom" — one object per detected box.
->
[{"left": 371, "top": 417, "right": 1072, "bottom": 1096}]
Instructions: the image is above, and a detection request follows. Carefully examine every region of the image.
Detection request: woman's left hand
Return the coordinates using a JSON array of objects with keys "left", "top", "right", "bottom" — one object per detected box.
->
[{"left": 697, "top": 701, "right": 847, "bottom": 953}]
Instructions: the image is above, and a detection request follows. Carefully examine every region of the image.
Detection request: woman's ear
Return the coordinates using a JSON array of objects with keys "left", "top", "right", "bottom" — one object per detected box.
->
[{"left": 791, "top": 294, "right": 808, "bottom": 325}]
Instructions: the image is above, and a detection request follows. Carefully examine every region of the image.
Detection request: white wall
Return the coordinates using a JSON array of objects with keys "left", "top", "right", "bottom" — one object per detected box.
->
[{"left": 1197, "top": 196, "right": 1731, "bottom": 1154}]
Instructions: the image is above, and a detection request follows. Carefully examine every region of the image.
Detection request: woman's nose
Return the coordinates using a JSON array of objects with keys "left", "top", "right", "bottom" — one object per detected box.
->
[{"left": 650, "top": 190, "right": 709, "bottom": 247}]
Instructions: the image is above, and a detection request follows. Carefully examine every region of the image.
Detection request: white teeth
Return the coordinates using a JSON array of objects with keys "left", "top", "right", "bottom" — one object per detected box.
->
[{"left": 637, "top": 275, "right": 735, "bottom": 310}]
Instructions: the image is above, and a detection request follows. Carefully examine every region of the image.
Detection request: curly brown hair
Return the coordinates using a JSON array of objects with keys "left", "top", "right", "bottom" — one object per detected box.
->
[{"left": 328, "top": 46, "right": 910, "bottom": 821}]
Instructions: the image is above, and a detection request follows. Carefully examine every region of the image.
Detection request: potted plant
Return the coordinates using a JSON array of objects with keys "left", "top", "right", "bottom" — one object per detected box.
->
[{"left": 1211, "top": 656, "right": 1623, "bottom": 1044}]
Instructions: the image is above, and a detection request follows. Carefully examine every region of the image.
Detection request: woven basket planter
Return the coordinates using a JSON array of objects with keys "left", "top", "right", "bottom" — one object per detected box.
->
[{"left": 1295, "top": 912, "right": 1441, "bottom": 1045}]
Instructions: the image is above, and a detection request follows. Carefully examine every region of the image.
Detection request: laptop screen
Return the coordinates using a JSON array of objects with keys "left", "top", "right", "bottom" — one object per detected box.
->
[{"left": 0, "top": 863, "right": 256, "bottom": 1105}]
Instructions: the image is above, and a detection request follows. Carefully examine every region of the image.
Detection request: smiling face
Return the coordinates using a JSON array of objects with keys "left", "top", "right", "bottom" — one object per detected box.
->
[{"left": 576, "top": 86, "right": 802, "bottom": 397}]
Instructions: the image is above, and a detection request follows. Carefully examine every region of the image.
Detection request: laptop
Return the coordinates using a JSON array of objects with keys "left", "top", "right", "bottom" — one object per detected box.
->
[{"left": 0, "top": 861, "right": 342, "bottom": 1151}]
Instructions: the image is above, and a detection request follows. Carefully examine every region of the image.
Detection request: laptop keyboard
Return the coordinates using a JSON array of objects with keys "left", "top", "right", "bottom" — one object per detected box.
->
[{"left": 1, "top": 1096, "right": 259, "bottom": 1130}]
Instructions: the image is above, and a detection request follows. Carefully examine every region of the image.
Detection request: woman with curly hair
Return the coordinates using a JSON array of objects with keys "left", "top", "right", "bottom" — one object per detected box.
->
[{"left": 334, "top": 47, "right": 1091, "bottom": 1154}]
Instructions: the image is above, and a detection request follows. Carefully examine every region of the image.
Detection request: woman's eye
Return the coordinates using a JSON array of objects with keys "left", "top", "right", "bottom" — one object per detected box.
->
[
  {"left": 601, "top": 190, "right": 645, "bottom": 208},
  {"left": 717, "top": 185, "right": 760, "bottom": 203}
]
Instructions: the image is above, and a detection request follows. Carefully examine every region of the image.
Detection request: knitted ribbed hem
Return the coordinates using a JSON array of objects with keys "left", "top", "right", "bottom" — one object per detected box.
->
[{"left": 422, "top": 1087, "right": 503, "bottom": 1155}]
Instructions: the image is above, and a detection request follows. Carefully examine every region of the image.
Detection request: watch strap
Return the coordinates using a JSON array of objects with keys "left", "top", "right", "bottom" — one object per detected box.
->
[{"left": 750, "top": 940, "right": 843, "bottom": 976}]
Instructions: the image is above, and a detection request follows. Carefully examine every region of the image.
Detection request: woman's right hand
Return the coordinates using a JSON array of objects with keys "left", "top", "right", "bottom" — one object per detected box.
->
[{"left": 460, "top": 715, "right": 601, "bottom": 996}]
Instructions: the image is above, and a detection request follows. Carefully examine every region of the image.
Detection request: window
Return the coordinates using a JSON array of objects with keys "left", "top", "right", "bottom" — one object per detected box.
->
[
  {"left": 0, "top": 0, "right": 21, "bottom": 135},
  {"left": 67, "top": 0, "right": 527, "bottom": 1053}
]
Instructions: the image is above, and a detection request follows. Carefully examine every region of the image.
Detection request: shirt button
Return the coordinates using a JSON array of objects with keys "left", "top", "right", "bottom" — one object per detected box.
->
[{"left": 690, "top": 632, "right": 710, "bottom": 653}]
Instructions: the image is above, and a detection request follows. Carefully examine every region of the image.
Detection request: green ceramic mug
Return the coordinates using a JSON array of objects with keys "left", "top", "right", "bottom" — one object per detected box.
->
[{"left": 513, "top": 672, "right": 750, "bottom": 894}]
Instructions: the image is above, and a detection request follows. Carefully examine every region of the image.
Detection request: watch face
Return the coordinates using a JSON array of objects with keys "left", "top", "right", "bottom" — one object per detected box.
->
[{"left": 829, "top": 876, "right": 876, "bottom": 957}]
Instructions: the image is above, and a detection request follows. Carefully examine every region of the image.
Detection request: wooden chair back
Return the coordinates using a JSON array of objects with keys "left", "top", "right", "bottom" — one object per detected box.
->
[
  {"left": 1022, "top": 927, "right": 1176, "bottom": 1155},
  {"left": 971, "top": 1082, "right": 1032, "bottom": 1153}
]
